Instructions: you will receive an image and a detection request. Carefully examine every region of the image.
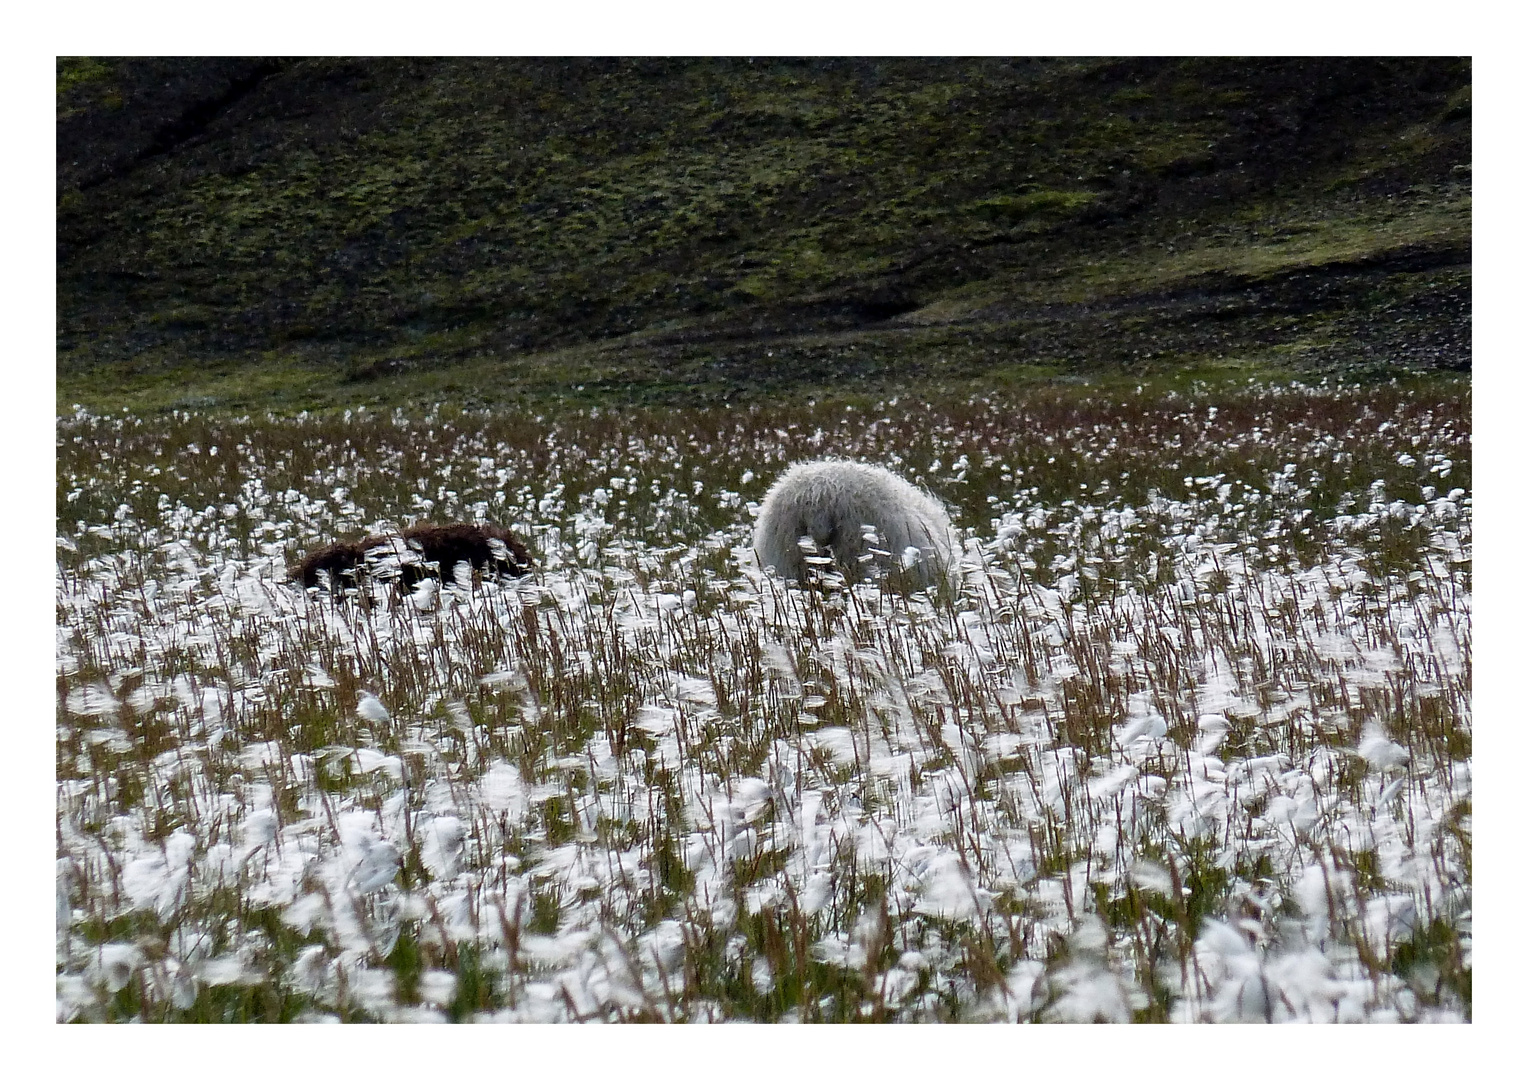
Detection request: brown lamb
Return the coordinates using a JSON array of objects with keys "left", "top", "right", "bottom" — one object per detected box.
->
[{"left": 294, "top": 523, "right": 533, "bottom": 591}]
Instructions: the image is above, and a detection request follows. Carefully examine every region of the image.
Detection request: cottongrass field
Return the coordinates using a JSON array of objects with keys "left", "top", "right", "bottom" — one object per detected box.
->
[{"left": 56, "top": 380, "right": 1470, "bottom": 1023}]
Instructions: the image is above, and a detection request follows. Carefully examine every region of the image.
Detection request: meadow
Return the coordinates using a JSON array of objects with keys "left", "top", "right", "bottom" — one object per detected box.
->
[{"left": 55, "top": 378, "right": 1471, "bottom": 1022}]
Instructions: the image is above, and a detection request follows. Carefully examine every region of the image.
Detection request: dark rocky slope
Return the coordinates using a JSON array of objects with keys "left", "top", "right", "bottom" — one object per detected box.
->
[{"left": 57, "top": 57, "right": 1470, "bottom": 409}]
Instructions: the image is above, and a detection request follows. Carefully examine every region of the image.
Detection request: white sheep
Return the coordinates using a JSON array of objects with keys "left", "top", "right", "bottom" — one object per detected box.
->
[{"left": 752, "top": 459, "right": 960, "bottom": 587}]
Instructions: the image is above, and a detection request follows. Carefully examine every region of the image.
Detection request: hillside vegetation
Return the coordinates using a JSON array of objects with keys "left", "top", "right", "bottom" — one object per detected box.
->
[{"left": 56, "top": 57, "right": 1470, "bottom": 410}]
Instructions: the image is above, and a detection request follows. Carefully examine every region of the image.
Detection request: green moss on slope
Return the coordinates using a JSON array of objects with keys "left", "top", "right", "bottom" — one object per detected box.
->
[{"left": 57, "top": 57, "right": 1470, "bottom": 411}]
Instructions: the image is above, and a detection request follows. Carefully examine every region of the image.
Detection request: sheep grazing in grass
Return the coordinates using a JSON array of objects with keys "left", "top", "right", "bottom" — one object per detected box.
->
[
  {"left": 752, "top": 459, "right": 960, "bottom": 587},
  {"left": 295, "top": 538, "right": 373, "bottom": 590},
  {"left": 294, "top": 523, "right": 533, "bottom": 592}
]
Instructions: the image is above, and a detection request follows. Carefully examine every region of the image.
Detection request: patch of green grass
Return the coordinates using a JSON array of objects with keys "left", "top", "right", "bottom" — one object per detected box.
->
[{"left": 57, "top": 57, "right": 114, "bottom": 97}]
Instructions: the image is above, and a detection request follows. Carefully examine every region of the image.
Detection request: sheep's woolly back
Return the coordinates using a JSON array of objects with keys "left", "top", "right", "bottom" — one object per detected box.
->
[{"left": 752, "top": 459, "right": 959, "bottom": 586}]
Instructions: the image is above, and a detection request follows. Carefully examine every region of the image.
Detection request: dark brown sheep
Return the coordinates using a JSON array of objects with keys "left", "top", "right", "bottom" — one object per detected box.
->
[
  {"left": 294, "top": 539, "right": 372, "bottom": 590},
  {"left": 294, "top": 523, "right": 533, "bottom": 592}
]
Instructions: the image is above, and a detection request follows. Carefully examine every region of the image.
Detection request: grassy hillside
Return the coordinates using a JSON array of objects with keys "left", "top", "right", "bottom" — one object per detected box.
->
[{"left": 56, "top": 57, "right": 1470, "bottom": 411}]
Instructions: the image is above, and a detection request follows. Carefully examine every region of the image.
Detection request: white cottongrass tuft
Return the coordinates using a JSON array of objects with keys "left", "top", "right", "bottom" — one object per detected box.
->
[
  {"left": 1358, "top": 724, "right": 1411, "bottom": 770},
  {"left": 356, "top": 691, "right": 391, "bottom": 725},
  {"left": 350, "top": 839, "right": 401, "bottom": 894}
]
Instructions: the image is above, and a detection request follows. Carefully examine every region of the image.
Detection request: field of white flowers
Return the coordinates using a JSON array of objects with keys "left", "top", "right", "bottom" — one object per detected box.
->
[{"left": 55, "top": 380, "right": 1470, "bottom": 1023}]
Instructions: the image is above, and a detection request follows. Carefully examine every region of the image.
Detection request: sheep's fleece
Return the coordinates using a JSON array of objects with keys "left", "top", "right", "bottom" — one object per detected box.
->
[{"left": 752, "top": 459, "right": 959, "bottom": 585}]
